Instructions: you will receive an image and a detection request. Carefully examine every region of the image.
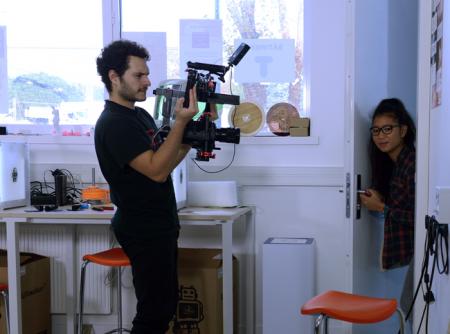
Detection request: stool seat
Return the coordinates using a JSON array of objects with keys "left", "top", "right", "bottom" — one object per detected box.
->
[
  {"left": 82, "top": 247, "right": 130, "bottom": 267},
  {"left": 0, "top": 283, "right": 8, "bottom": 291},
  {"left": 301, "top": 290, "right": 405, "bottom": 334},
  {"left": 301, "top": 290, "right": 397, "bottom": 324},
  {"left": 79, "top": 247, "right": 131, "bottom": 334}
]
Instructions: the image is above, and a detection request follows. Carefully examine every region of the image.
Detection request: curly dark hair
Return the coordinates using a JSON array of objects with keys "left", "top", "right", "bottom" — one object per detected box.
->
[
  {"left": 96, "top": 39, "right": 150, "bottom": 93},
  {"left": 369, "top": 98, "right": 416, "bottom": 197}
]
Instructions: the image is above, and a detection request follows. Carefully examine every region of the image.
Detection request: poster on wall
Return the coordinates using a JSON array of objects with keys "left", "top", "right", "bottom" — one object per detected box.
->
[
  {"left": 431, "top": 0, "right": 444, "bottom": 108},
  {"left": 179, "top": 20, "right": 223, "bottom": 73},
  {"left": 232, "top": 39, "right": 295, "bottom": 83}
]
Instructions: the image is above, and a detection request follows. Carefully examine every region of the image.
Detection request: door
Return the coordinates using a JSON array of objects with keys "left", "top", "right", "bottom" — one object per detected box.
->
[{"left": 347, "top": 1, "right": 419, "bottom": 333}]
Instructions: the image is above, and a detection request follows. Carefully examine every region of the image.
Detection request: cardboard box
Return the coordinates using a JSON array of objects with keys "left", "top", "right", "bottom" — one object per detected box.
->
[
  {"left": 289, "top": 127, "right": 309, "bottom": 137},
  {"left": 170, "top": 248, "right": 238, "bottom": 334},
  {"left": 290, "top": 117, "right": 310, "bottom": 128},
  {"left": 290, "top": 117, "right": 310, "bottom": 136},
  {"left": 0, "top": 250, "right": 51, "bottom": 334}
]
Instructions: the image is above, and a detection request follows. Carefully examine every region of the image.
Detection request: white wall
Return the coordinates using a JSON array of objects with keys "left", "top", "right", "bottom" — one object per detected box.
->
[{"left": 425, "top": 0, "right": 450, "bottom": 332}]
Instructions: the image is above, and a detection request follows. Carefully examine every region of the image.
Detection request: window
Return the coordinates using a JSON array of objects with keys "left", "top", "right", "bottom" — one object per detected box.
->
[
  {"left": 0, "top": 0, "right": 304, "bottom": 136},
  {"left": 0, "top": 0, "right": 104, "bottom": 135},
  {"left": 121, "top": 0, "right": 305, "bottom": 135}
]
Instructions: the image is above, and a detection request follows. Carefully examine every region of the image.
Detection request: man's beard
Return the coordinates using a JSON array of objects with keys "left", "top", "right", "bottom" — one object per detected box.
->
[{"left": 118, "top": 79, "right": 146, "bottom": 103}]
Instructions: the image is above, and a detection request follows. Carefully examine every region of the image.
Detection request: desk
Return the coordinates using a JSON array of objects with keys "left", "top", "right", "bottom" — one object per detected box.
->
[{"left": 0, "top": 206, "right": 254, "bottom": 334}]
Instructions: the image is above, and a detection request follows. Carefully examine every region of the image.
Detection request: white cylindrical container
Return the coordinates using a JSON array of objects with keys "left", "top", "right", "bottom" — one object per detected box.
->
[{"left": 187, "top": 181, "right": 238, "bottom": 207}]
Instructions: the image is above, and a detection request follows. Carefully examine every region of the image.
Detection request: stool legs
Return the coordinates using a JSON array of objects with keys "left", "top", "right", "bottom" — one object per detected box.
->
[
  {"left": 79, "top": 261, "right": 131, "bottom": 334},
  {"left": 314, "top": 314, "right": 322, "bottom": 334},
  {"left": 78, "top": 260, "right": 89, "bottom": 334},
  {"left": 396, "top": 308, "right": 405, "bottom": 334},
  {"left": 104, "top": 267, "right": 130, "bottom": 334},
  {"left": 0, "top": 290, "right": 9, "bottom": 334},
  {"left": 314, "top": 314, "right": 329, "bottom": 334},
  {"left": 312, "top": 309, "right": 404, "bottom": 334}
]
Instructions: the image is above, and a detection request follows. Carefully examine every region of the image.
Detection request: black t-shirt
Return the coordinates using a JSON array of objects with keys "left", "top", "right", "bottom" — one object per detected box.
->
[{"left": 94, "top": 100, "right": 179, "bottom": 239}]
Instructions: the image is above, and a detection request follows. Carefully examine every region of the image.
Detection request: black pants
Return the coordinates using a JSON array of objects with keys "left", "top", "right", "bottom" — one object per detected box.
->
[{"left": 114, "top": 230, "right": 179, "bottom": 334}]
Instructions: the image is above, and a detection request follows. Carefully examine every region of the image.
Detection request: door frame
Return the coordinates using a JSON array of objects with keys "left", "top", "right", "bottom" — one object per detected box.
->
[
  {"left": 415, "top": 0, "right": 432, "bottom": 331},
  {"left": 344, "top": 0, "right": 356, "bottom": 297}
]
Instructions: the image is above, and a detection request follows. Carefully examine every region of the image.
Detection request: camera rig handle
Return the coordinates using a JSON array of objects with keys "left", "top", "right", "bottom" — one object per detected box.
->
[{"left": 152, "top": 87, "right": 184, "bottom": 126}]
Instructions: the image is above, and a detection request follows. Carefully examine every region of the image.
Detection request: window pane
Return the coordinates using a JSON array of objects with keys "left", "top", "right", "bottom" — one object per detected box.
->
[
  {"left": 0, "top": 0, "right": 104, "bottom": 135},
  {"left": 121, "top": 0, "right": 304, "bottom": 136},
  {"left": 121, "top": 0, "right": 215, "bottom": 116}
]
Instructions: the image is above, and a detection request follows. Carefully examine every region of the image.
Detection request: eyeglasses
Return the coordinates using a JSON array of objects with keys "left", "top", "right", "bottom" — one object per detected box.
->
[{"left": 370, "top": 124, "right": 400, "bottom": 136}]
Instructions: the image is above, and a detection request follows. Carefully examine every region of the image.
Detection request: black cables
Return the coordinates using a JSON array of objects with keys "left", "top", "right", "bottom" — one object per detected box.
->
[{"left": 405, "top": 215, "right": 448, "bottom": 334}]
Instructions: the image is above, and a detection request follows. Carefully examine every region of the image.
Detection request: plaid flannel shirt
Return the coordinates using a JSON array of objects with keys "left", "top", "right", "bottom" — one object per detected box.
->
[{"left": 382, "top": 145, "right": 416, "bottom": 270}]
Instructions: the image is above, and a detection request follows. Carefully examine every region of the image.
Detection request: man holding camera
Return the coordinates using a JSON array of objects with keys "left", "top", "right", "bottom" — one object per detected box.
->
[{"left": 94, "top": 39, "right": 198, "bottom": 333}]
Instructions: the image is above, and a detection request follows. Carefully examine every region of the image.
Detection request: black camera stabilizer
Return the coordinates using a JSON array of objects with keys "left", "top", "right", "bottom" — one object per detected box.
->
[{"left": 153, "top": 43, "right": 250, "bottom": 161}]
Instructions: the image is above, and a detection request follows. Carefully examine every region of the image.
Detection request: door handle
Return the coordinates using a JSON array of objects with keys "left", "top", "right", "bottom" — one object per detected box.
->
[{"left": 356, "top": 174, "right": 361, "bottom": 219}]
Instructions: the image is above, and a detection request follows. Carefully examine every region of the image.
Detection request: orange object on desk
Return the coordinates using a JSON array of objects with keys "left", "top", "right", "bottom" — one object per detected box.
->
[{"left": 81, "top": 186, "right": 110, "bottom": 203}]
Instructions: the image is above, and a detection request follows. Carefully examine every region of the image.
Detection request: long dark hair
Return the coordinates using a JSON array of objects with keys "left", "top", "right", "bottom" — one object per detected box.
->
[{"left": 369, "top": 98, "right": 416, "bottom": 197}]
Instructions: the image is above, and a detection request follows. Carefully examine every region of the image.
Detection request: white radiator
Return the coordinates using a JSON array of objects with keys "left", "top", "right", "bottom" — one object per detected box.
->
[{"left": 0, "top": 224, "right": 112, "bottom": 314}]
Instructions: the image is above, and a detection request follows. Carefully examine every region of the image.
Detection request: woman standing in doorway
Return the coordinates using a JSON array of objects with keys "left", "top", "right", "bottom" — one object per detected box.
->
[{"left": 360, "top": 98, "right": 416, "bottom": 318}]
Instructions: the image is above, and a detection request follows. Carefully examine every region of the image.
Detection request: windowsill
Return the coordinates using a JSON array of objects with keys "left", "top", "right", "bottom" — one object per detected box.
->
[
  {"left": 0, "top": 134, "right": 319, "bottom": 146},
  {"left": 0, "top": 134, "right": 94, "bottom": 145},
  {"left": 240, "top": 135, "right": 319, "bottom": 145}
]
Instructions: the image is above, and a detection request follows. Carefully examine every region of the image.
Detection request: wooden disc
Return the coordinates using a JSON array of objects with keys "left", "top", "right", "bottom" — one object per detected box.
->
[
  {"left": 266, "top": 102, "right": 299, "bottom": 136},
  {"left": 229, "top": 102, "right": 265, "bottom": 136}
]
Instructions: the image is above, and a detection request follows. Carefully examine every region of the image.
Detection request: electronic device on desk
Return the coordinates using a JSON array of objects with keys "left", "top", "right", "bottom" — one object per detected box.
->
[
  {"left": 0, "top": 141, "right": 30, "bottom": 209},
  {"left": 31, "top": 168, "right": 80, "bottom": 208},
  {"left": 81, "top": 168, "right": 110, "bottom": 204},
  {"left": 52, "top": 169, "right": 68, "bottom": 206}
]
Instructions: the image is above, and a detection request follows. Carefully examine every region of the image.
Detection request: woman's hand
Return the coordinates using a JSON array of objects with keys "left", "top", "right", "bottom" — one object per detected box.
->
[{"left": 360, "top": 188, "right": 385, "bottom": 212}]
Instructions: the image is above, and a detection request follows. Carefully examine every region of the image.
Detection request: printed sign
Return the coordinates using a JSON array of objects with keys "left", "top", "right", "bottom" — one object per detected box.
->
[{"left": 234, "top": 39, "right": 295, "bottom": 83}]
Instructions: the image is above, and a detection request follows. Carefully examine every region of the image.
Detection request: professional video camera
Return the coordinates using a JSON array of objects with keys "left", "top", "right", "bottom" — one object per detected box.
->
[{"left": 153, "top": 43, "right": 250, "bottom": 161}]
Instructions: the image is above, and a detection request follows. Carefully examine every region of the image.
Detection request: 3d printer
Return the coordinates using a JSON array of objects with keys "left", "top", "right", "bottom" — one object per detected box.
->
[{"left": 153, "top": 43, "right": 250, "bottom": 161}]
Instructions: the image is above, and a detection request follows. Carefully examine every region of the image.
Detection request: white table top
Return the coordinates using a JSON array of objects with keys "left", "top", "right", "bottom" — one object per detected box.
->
[{"left": 0, "top": 205, "right": 252, "bottom": 222}]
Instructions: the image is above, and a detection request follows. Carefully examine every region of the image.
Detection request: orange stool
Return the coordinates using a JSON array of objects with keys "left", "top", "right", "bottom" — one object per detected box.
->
[
  {"left": 0, "top": 283, "right": 9, "bottom": 334},
  {"left": 301, "top": 290, "right": 405, "bottom": 334},
  {"left": 78, "top": 248, "right": 131, "bottom": 334}
]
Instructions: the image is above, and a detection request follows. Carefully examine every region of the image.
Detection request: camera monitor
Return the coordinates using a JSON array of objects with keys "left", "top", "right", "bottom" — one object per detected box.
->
[{"left": 228, "top": 43, "right": 251, "bottom": 66}]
